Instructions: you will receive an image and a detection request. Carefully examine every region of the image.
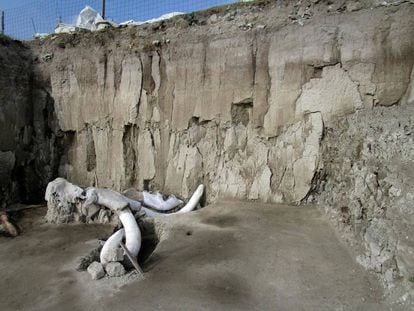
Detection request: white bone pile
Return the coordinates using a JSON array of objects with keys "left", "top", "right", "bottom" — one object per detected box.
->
[{"left": 44, "top": 178, "right": 204, "bottom": 276}]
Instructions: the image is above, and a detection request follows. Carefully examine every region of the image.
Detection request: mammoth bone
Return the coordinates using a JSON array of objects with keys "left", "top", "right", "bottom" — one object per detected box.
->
[
  {"left": 45, "top": 178, "right": 204, "bottom": 267},
  {"left": 83, "top": 185, "right": 204, "bottom": 264}
]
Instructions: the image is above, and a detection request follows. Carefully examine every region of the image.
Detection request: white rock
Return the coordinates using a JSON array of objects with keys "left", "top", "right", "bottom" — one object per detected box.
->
[
  {"left": 389, "top": 186, "right": 401, "bottom": 197},
  {"left": 209, "top": 14, "right": 218, "bottom": 24},
  {"left": 105, "top": 247, "right": 124, "bottom": 262},
  {"left": 105, "top": 262, "right": 126, "bottom": 277},
  {"left": 87, "top": 261, "right": 105, "bottom": 280}
]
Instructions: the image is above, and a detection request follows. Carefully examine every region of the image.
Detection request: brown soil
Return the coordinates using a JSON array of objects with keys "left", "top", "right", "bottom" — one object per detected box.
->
[{"left": 0, "top": 202, "right": 392, "bottom": 310}]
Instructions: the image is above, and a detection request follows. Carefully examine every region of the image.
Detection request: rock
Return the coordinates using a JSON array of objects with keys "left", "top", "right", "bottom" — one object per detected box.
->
[
  {"left": 389, "top": 186, "right": 401, "bottom": 197},
  {"left": 224, "top": 13, "right": 235, "bottom": 21},
  {"left": 105, "top": 262, "right": 126, "bottom": 277},
  {"left": 238, "top": 23, "right": 252, "bottom": 30},
  {"left": 105, "top": 247, "right": 124, "bottom": 262},
  {"left": 87, "top": 261, "right": 105, "bottom": 280},
  {"left": 208, "top": 14, "right": 218, "bottom": 24},
  {"left": 41, "top": 53, "right": 53, "bottom": 62},
  {"left": 346, "top": 1, "right": 363, "bottom": 12},
  {"left": 86, "top": 203, "right": 100, "bottom": 219},
  {"left": 174, "top": 18, "right": 188, "bottom": 29}
]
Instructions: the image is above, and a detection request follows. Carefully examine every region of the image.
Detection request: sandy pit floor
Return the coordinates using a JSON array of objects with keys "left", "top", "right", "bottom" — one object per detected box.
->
[{"left": 0, "top": 201, "right": 392, "bottom": 310}]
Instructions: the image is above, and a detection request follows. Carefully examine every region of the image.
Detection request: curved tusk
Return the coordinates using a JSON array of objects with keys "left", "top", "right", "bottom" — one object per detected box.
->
[
  {"left": 100, "top": 228, "right": 125, "bottom": 264},
  {"left": 142, "top": 185, "right": 204, "bottom": 218},
  {"left": 142, "top": 192, "right": 183, "bottom": 211},
  {"left": 118, "top": 208, "right": 141, "bottom": 258},
  {"left": 100, "top": 209, "right": 142, "bottom": 264},
  {"left": 140, "top": 206, "right": 167, "bottom": 218},
  {"left": 176, "top": 184, "right": 204, "bottom": 214}
]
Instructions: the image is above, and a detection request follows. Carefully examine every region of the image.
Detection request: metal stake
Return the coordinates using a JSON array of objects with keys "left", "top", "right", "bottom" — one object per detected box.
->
[
  {"left": 102, "top": 0, "right": 106, "bottom": 19},
  {"left": 1, "top": 11, "right": 4, "bottom": 34},
  {"left": 120, "top": 241, "right": 145, "bottom": 277}
]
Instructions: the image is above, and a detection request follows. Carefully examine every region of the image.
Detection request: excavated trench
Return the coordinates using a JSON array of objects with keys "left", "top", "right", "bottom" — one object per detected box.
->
[{"left": 1, "top": 0, "right": 414, "bottom": 309}]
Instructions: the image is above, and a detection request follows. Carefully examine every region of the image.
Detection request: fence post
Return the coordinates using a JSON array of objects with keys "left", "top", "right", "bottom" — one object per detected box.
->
[
  {"left": 102, "top": 0, "right": 106, "bottom": 19},
  {"left": 1, "top": 11, "right": 4, "bottom": 34}
]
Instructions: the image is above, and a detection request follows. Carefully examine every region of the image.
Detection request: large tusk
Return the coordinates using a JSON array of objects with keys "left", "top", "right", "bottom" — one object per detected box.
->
[
  {"left": 142, "top": 192, "right": 183, "bottom": 211},
  {"left": 100, "top": 208, "right": 142, "bottom": 264},
  {"left": 81, "top": 187, "right": 142, "bottom": 264},
  {"left": 118, "top": 208, "right": 141, "bottom": 258},
  {"left": 89, "top": 185, "right": 203, "bottom": 266},
  {"left": 100, "top": 228, "right": 125, "bottom": 264},
  {"left": 142, "top": 185, "right": 204, "bottom": 218},
  {"left": 176, "top": 184, "right": 204, "bottom": 214}
]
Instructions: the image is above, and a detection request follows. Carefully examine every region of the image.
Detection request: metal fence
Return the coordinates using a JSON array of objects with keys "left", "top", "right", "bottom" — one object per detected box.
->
[
  {"left": 1, "top": 10, "right": 4, "bottom": 34},
  {"left": 1, "top": 0, "right": 238, "bottom": 40}
]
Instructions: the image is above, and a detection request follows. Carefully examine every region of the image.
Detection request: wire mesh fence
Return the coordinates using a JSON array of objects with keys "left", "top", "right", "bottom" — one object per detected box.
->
[
  {"left": 1, "top": 0, "right": 239, "bottom": 40},
  {"left": 1, "top": 10, "right": 4, "bottom": 34}
]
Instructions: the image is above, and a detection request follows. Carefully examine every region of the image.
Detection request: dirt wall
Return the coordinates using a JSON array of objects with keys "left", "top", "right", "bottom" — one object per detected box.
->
[
  {"left": 3, "top": 0, "right": 413, "bottom": 301},
  {"left": 29, "top": 0, "right": 414, "bottom": 203},
  {"left": 0, "top": 37, "right": 61, "bottom": 207},
  {"left": 314, "top": 103, "right": 414, "bottom": 300}
]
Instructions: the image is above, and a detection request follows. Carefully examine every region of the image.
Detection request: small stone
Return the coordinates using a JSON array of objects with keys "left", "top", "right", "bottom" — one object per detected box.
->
[
  {"left": 389, "top": 186, "right": 401, "bottom": 197},
  {"left": 87, "top": 261, "right": 105, "bottom": 280},
  {"left": 105, "top": 262, "right": 126, "bottom": 277},
  {"left": 152, "top": 40, "right": 160, "bottom": 46},
  {"left": 384, "top": 268, "right": 395, "bottom": 285},
  {"left": 151, "top": 21, "right": 162, "bottom": 31},
  {"left": 41, "top": 53, "right": 54, "bottom": 62},
  {"left": 86, "top": 203, "right": 100, "bottom": 219},
  {"left": 208, "top": 14, "right": 218, "bottom": 24},
  {"left": 175, "top": 18, "right": 189, "bottom": 29},
  {"left": 224, "top": 13, "right": 235, "bottom": 21},
  {"left": 347, "top": 1, "right": 363, "bottom": 12},
  {"left": 297, "top": 7, "right": 306, "bottom": 17},
  {"left": 105, "top": 247, "right": 124, "bottom": 262}
]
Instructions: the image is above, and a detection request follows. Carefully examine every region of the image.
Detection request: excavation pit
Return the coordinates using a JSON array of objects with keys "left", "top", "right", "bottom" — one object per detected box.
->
[{"left": 1, "top": 0, "right": 414, "bottom": 308}]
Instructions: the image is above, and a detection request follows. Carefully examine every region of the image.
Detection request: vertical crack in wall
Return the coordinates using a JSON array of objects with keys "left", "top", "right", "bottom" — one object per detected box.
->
[
  {"left": 136, "top": 55, "right": 144, "bottom": 116},
  {"left": 253, "top": 33, "right": 271, "bottom": 130},
  {"left": 122, "top": 124, "right": 136, "bottom": 187},
  {"left": 86, "top": 126, "right": 96, "bottom": 172}
]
